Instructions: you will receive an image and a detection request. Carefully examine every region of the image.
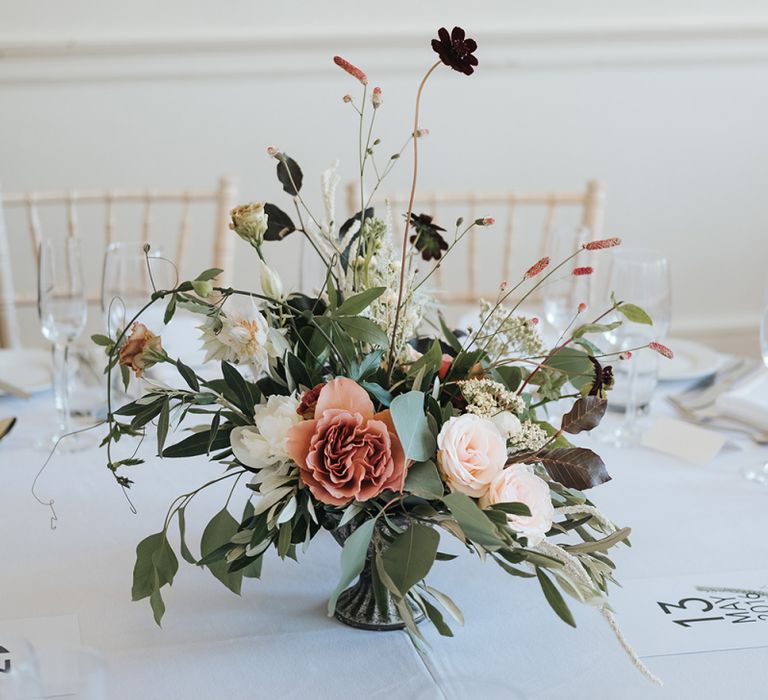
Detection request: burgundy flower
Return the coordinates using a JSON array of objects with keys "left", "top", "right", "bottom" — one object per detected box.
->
[
  {"left": 431, "top": 26, "right": 478, "bottom": 76},
  {"left": 408, "top": 212, "right": 448, "bottom": 261},
  {"left": 297, "top": 382, "right": 325, "bottom": 420}
]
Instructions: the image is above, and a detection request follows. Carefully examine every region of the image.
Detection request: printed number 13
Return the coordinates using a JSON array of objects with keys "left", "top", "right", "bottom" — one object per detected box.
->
[{"left": 657, "top": 597, "right": 725, "bottom": 627}]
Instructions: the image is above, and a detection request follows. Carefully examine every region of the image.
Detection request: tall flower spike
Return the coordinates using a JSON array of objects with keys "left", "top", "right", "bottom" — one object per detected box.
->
[
  {"left": 431, "top": 26, "right": 479, "bottom": 75},
  {"left": 333, "top": 56, "right": 368, "bottom": 85},
  {"left": 524, "top": 256, "right": 550, "bottom": 279},
  {"left": 372, "top": 86, "right": 382, "bottom": 109},
  {"left": 649, "top": 342, "right": 674, "bottom": 359},
  {"left": 572, "top": 266, "right": 594, "bottom": 276},
  {"left": 584, "top": 237, "right": 622, "bottom": 251}
]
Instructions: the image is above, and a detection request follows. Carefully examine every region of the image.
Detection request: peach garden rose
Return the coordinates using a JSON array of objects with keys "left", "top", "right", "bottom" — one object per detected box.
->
[
  {"left": 118, "top": 323, "right": 164, "bottom": 377},
  {"left": 286, "top": 378, "right": 406, "bottom": 506}
]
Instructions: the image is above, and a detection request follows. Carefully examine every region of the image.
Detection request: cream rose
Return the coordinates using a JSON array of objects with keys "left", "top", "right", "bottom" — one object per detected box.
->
[
  {"left": 491, "top": 411, "right": 522, "bottom": 440},
  {"left": 437, "top": 414, "right": 506, "bottom": 498},
  {"left": 479, "top": 465, "right": 554, "bottom": 546},
  {"left": 230, "top": 202, "right": 268, "bottom": 246},
  {"left": 231, "top": 394, "right": 301, "bottom": 467}
]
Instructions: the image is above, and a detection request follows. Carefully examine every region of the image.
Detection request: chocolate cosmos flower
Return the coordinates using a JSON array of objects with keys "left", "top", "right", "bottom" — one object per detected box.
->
[
  {"left": 431, "top": 26, "right": 478, "bottom": 76},
  {"left": 588, "top": 356, "right": 614, "bottom": 398},
  {"left": 408, "top": 213, "right": 448, "bottom": 261}
]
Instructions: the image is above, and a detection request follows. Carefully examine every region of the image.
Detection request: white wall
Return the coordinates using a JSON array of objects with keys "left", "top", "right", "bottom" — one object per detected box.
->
[{"left": 2, "top": 1, "right": 768, "bottom": 348}]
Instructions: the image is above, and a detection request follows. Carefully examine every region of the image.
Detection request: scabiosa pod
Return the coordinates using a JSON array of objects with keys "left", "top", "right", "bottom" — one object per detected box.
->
[
  {"left": 649, "top": 342, "right": 674, "bottom": 359},
  {"left": 572, "top": 266, "right": 594, "bottom": 276},
  {"left": 524, "top": 256, "right": 550, "bottom": 279},
  {"left": 333, "top": 55, "right": 368, "bottom": 85},
  {"left": 583, "top": 237, "right": 622, "bottom": 251},
  {"left": 372, "top": 86, "right": 382, "bottom": 109}
]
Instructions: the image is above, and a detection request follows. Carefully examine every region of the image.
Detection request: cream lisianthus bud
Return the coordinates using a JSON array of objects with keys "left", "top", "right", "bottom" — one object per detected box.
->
[
  {"left": 259, "top": 259, "right": 283, "bottom": 299},
  {"left": 230, "top": 202, "right": 268, "bottom": 246}
]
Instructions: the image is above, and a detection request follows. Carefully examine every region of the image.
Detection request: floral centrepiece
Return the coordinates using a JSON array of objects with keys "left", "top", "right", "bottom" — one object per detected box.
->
[{"left": 92, "top": 26, "right": 672, "bottom": 684}]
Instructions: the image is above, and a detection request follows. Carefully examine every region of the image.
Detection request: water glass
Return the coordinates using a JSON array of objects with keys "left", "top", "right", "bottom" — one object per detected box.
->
[
  {"left": 603, "top": 249, "right": 671, "bottom": 446},
  {"left": 37, "top": 237, "right": 88, "bottom": 449},
  {"left": 543, "top": 226, "right": 591, "bottom": 331}
]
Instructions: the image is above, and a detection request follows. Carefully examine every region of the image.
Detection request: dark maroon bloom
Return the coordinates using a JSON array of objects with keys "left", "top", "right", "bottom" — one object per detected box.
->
[
  {"left": 408, "top": 213, "right": 448, "bottom": 261},
  {"left": 431, "top": 26, "right": 478, "bottom": 76},
  {"left": 588, "top": 356, "right": 614, "bottom": 398}
]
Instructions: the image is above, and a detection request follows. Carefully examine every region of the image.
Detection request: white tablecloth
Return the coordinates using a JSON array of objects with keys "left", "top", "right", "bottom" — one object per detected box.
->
[{"left": 1, "top": 387, "right": 767, "bottom": 699}]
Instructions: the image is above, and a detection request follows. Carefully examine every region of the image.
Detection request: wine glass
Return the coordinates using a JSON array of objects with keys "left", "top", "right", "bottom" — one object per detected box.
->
[
  {"left": 543, "top": 226, "right": 591, "bottom": 333},
  {"left": 743, "top": 302, "right": 768, "bottom": 484},
  {"left": 37, "top": 237, "right": 88, "bottom": 450},
  {"left": 101, "top": 242, "right": 167, "bottom": 337},
  {"left": 602, "top": 249, "right": 671, "bottom": 447}
]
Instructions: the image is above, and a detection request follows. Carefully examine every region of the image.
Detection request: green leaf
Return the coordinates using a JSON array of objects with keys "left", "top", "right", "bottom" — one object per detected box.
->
[
  {"left": 404, "top": 460, "right": 444, "bottom": 499},
  {"left": 544, "top": 347, "right": 593, "bottom": 390},
  {"left": 406, "top": 339, "right": 443, "bottom": 378},
  {"left": 200, "top": 509, "right": 243, "bottom": 595},
  {"left": 390, "top": 391, "right": 435, "bottom": 461},
  {"left": 206, "top": 410, "right": 222, "bottom": 455},
  {"left": 442, "top": 492, "right": 502, "bottom": 549},
  {"left": 438, "top": 313, "right": 463, "bottom": 353},
  {"left": 191, "top": 280, "right": 214, "bottom": 298},
  {"left": 276, "top": 154, "right": 303, "bottom": 195},
  {"left": 492, "top": 501, "right": 532, "bottom": 517},
  {"left": 263, "top": 203, "right": 296, "bottom": 241},
  {"left": 195, "top": 268, "right": 224, "bottom": 282},
  {"left": 163, "top": 294, "right": 177, "bottom": 325},
  {"left": 564, "top": 526, "right": 631, "bottom": 554},
  {"left": 91, "top": 333, "right": 112, "bottom": 347},
  {"left": 177, "top": 507, "right": 196, "bottom": 564},
  {"left": 536, "top": 567, "right": 576, "bottom": 627},
  {"left": 617, "top": 303, "right": 653, "bottom": 325},
  {"left": 221, "top": 361, "right": 253, "bottom": 415},
  {"left": 132, "top": 532, "right": 165, "bottom": 601},
  {"left": 336, "top": 287, "right": 386, "bottom": 316},
  {"left": 150, "top": 588, "right": 166, "bottom": 626},
  {"left": 495, "top": 365, "right": 522, "bottom": 392},
  {"left": 162, "top": 425, "right": 232, "bottom": 458},
  {"left": 380, "top": 524, "right": 439, "bottom": 598},
  {"left": 335, "top": 316, "right": 389, "bottom": 347},
  {"left": 560, "top": 396, "right": 607, "bottom": 434},
  {"left": 156, "top": 400, "right": 170, "bottom": 455},
  {"left": 351, "top": 349, "right": 384, "bottom": 381},
  {"left": 420, "top": 595, "right": 453, "bottom": 637},
  {"left": 360, "top": 381, "right": 392, "bottom": 407},
  {"left": 425, "top": 585, "right": 464, "bottom": 625},
  {"left": 572, "top": 321, "right": 622, "bottom": 338},
  {"left": 327, "top": 518, "right": 376, "bottom": 615},
  {"left": 151, "top": 536, "right": 179, "bottom": 589},
  {"left": 176, "top": 359, "right": 200, "bottom": 391}
]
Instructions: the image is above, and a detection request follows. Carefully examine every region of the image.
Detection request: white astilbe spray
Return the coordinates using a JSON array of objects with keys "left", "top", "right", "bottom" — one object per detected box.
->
[
  {"left": 460, "top": 378, "right": 525, "bottom": 418},
  {"left": 320, "top": 160, "right": 341, "bottom": 237},
  {"left": 478, "top": 300, "right": 545, "bottom": 361},
  {"left": 508, "top": 421, "right": 549, "bottom": 452},
  {"left": 535, "top": 539, "right": 662, "bottom": 685}
]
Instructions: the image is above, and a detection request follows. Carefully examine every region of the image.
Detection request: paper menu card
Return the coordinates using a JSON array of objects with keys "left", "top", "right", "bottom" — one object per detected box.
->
[{"left": 610, "top": 571, "right": 768, "bottom": 658}]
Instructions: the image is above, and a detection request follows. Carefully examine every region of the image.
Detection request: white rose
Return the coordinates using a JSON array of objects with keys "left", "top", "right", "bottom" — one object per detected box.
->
[
  {"left": 231, "top": 394, "right": 301, "bottom": 467},
  {"left": 437, "top": 414, "right": 506, "bottom": 498},
  {"left": 491, "top": 411, "right": 522, "bottom": 440},
  {"left": 479, "top": 465, "right": 554, "bottom": 546},
  {"left": 230, "top": 202, "right": 268, "bottom": 246}
]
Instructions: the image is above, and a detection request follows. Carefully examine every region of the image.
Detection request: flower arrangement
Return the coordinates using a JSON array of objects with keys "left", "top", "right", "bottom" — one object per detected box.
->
[{"left": 95, "top": 26, "right": 671, "bottom": 681}]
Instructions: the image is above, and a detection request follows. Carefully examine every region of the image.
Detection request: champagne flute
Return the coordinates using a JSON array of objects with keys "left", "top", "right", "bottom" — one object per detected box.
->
[
  {"left": 743, "top": 302, "right": 768, "bottom": 484},
  {"left": 602, "top": 249, "right": 671, "bottom": 447},
  {"left": 37, "top": 237, "right": 88, "bottom": 449}
]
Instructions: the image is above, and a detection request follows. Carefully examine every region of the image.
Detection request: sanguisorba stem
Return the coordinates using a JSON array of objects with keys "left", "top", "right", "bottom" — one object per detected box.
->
[{"left": 387, "top": 60, "right": 442, "bottom": 371}]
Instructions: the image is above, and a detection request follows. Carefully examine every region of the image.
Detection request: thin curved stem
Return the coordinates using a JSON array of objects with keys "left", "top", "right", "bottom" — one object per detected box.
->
[{"left": 387, "top": 60, "right": 441, "bottom": 372}]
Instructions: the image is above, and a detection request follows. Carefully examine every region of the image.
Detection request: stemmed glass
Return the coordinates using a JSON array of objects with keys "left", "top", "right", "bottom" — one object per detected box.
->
[
  {"left": 743, "top": 303, "right": 768, "bottom": 484},
  {"left": 37, "top": 237, "right": 88, "bottom": 449},
  {"left": 543, "top": 226, "right": 591, "bottom": 332},
  {"left": 602, "top": 249, "right": 671, "bottom": 447}
]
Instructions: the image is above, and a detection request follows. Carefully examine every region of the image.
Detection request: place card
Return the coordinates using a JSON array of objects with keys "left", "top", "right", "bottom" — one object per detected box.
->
[
  {"left": 611, "top": 571, "right": 768, "bottom": 658},
  {"left": 0, "top": 614, "right": 81, "bottom": 696},
  {"left": 641, "top": 417, "right": 726, "bottom": 464}
]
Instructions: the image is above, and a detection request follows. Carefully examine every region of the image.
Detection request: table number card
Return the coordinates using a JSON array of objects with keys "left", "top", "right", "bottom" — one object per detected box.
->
[{"left": 612, "top": 572, "right": 768, "bottom": 658}]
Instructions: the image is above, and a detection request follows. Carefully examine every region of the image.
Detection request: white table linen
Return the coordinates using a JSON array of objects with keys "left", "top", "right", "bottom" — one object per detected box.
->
[{"left": 1, "top": 388, "right": 767, "bottom": 699}]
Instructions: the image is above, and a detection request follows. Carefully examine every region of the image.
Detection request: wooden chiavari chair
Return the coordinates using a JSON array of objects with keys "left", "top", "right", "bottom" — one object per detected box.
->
[{"left": 0, "top": 177, "right": 237, "bottom": 347}]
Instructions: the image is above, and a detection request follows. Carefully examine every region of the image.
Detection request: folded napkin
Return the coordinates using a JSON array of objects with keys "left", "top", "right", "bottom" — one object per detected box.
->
[{"left": 715, "top": 368, "right": 768, "bottom": 431}]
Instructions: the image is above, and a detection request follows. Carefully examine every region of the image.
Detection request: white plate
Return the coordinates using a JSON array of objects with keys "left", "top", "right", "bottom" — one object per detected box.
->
[
  {"left": 0, "top": 348, "right": 52, "bottom": 395},
  {"left": 657, "top": 338, "right": 722, "bottom": 382}
]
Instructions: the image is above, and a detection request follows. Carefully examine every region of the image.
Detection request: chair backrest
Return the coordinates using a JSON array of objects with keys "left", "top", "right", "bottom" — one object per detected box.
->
[
  {"left": 0, "top": 177, "right": 237, "bottom": 347},
  {"left": 346, "top": 179, "right": 605, "bottom": 306}
]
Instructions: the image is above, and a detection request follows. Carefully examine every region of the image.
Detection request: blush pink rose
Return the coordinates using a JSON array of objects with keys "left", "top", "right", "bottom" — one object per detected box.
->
[
  {"left": 285, "top": 377, "right": 406, "bottom": 506},
  {"left": 479, "top": 465, "right": 554, "bottom": 546}
]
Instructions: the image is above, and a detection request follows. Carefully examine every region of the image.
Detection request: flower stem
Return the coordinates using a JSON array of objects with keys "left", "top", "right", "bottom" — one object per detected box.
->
[{"left": 387, "top": 60, "right": 441, "bottom": 372}]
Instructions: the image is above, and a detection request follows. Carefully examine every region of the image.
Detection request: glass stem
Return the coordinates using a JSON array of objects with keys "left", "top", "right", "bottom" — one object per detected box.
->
[
  {"left": 623, "top": 348, "right": 639, "bottom": 429},
  {"left": 52, "top": 342, "right": 71, "bottom": 437}
]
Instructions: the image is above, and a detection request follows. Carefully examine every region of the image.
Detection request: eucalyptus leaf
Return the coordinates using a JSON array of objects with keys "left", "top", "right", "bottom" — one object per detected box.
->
[
  {"left": 442, "top": 492, "right": 502, "bottom": 549},
  {"left": 390, "top": 391, "right": 435, "bottom": 461},
  {"left": 200, "top": 509, "right": 243, "bottom": 595},
  {"left": 536, "top": 567, "right": 576, "bottom": 627},
  {"left": 404, "top": 460, "right": 444, "bottom": 499},
  {"left": 327, "top": 518, "right": 376, "bottom": 615},
  {"left": 380, "top": 524, "right": 439, "bottom": 598}
]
